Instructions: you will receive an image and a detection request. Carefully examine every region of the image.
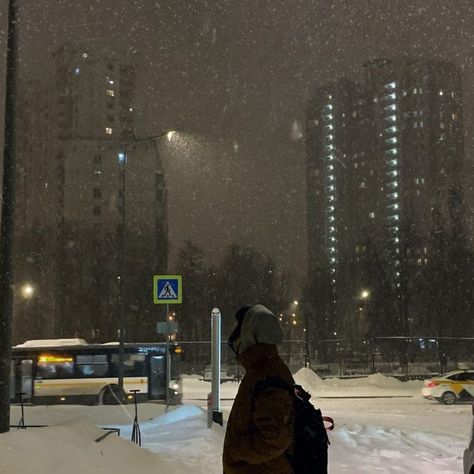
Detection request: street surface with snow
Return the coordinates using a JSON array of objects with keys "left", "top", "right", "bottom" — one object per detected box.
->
[{"left": 0, "top": 369, "right": 470, "bottom": 473}]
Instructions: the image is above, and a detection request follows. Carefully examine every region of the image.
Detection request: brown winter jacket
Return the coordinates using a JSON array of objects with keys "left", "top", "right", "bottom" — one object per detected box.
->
[{"left": 223, "top": 343, "right": 295, "bottom": 474}]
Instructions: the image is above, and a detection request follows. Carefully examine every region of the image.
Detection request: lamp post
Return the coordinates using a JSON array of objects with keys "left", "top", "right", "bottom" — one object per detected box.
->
[
  {"left": 117, "top": 131, "right": 176, "bottom": 398},
  {"left": 0, "top": 0, "right": 18, "bottom": 434}
]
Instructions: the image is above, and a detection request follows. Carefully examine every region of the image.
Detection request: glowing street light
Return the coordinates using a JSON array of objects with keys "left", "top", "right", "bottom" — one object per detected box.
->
[
  {"left": 21, "top": 283, "right": 34, "bottom": 299},
  {"left": 360, "top": 289, "right": 370, "bottom": 300}
]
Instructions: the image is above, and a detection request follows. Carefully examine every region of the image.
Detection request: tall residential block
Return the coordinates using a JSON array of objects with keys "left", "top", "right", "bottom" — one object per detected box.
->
[
  {"left": 306, "top": 58, "right": 466, "bottom": 344},
  {"left": 13, "top": 44, "right": 168, "bottom": 343}
]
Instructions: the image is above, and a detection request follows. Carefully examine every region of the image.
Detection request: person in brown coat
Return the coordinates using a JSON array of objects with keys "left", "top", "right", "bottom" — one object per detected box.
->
[{"left": 223, "top": 304, "right": 295, "bottom": 474}]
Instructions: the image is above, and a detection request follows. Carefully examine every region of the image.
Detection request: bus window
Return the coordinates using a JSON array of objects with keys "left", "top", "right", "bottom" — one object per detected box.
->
[
  {"left": 36, "top": 355, "right": 75, "bottom": 379},
  {"left": 76, "top": 354, "right": 109, "bottom": 377},
  {"left": 110, "top": 353, "right": 146, "bottom": 377}
]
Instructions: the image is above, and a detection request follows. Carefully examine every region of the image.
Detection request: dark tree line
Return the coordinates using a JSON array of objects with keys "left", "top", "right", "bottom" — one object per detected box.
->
[{"left": 12, "top": 230, "right": 291, "bottom": 356}]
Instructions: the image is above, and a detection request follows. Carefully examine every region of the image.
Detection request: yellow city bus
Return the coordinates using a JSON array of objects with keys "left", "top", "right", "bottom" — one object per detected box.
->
[{"left": 10, "top": 339, "right": 183, "bottom": 405}]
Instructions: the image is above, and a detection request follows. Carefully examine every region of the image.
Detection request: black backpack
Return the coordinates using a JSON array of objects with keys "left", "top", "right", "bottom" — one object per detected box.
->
[{"left": 254, "top": 377, "right": 334, "bottom": 474}]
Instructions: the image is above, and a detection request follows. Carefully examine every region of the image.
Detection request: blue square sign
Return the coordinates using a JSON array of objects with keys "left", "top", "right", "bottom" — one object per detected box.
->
[{"left": 153, "top": 275, "right": 182, "bottom": 304}]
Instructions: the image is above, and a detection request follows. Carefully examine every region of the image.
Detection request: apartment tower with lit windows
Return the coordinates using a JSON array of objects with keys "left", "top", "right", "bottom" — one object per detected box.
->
[
  {"left": 306, "top": 58, "right": 466, "bottom": 345},
  {"left": 12, "top": 44, "right": 168, "bottom": 343}
]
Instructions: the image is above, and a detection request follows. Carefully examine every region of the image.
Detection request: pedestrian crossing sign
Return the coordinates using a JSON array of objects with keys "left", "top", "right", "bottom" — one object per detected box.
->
[{"left": 153, "top": 275, "right": 182, "bottom": 304}]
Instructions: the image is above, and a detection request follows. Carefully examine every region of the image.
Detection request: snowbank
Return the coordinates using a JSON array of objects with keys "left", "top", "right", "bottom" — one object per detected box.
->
[
  {"left": 294, "top": 368, "right": 423, "bottom": 398},
  {"left": 0, "top": 419, "right": 172, "bottom": 474},
  {"left": 2, "top": 400, "right": 466, "bottom": 473},
  {"left": 1, "top": 406, "right": 225, "bottom": 474}
]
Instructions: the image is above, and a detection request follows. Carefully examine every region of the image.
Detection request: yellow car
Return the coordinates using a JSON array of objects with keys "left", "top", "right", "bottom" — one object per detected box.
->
[{"left": 422, "top": 370, "right": 474, "bottom": 405}]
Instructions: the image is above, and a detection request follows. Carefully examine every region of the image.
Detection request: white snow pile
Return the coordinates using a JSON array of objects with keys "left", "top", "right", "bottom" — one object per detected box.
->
[
  {"left": 0, "top": 405, "right": 224, "bottom": 474},
  {"left": 294, "top": 368, "right": 423, "bottom": 398},
  {"left": 1, "top": 400, "right": 466, "bottom": 473}
]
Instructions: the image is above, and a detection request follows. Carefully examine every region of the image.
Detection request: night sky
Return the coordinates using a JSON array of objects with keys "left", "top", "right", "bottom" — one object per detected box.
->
[{"left": 1, "top": 0, "right": 474, "bottom": 291}]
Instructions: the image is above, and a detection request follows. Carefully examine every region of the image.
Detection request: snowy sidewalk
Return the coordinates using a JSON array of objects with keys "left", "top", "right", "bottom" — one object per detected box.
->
[{"left": 0, "top": 370, "right": 469, "bottom": 473}]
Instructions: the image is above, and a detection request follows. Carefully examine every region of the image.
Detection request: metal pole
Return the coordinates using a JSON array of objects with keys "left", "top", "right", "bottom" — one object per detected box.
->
[
  {"left": 118, "top": 144, "right": 127, "bottom": 400},
  {"left": 0, "top": 0, "right": 18, "bottom": 434},
  {"left": 166, "top": 303, "right": 170, "bottom": 408},
  {"left": 211, "top": 307, "right": 222, "bottom": 425}
]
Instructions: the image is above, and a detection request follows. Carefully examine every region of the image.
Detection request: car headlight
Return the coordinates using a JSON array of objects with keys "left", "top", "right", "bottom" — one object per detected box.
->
[{"left": 172, "top": 383, "right": 179, "bottom": 390}]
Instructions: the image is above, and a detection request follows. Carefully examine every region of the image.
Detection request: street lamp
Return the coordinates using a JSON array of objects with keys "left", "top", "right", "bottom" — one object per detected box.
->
[
  {"left": 360, "top": 289, "right": 370, "bottom": 300},
  {"left": 0, "top": 0, "right": 19, "bottom": 434},
  {"left": 117, "top": 130, "right": 176, "bottom": 399},
  {"left": 20, "top": 283, "right": 34, "bottom": 299}
]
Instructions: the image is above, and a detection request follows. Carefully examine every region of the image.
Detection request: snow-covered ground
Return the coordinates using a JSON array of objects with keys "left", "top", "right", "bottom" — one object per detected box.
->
[{"left": 1, "top": 369, "right": 470, "bottom": 473}]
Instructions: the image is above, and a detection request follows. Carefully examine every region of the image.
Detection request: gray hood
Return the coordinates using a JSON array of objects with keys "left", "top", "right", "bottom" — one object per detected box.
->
[{"left": 239, "top": 304, "right": 284, "bottom": 355}]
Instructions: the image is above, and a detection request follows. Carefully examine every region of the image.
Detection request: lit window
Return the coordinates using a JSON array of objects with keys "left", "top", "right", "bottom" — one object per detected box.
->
[
  {"left": 452, "top": 113, "right": 457, "bottom": 120},
  {"left": 106, "top": 89, "right": 115, "bottom": 97},
  {"left": 369, "top": 212, "right": 375, "bottom": 219},
  {"left": 105, "top": 127, "right": 113, "bottom": 135},
  {"left": 440, "top": 123, "right": 445, "bottom": 130},
  {"left": 439, "top": 90, "right": 444, "bottom": 96},
  {"left": 420, "top": 121, "right": 424, "bottom": 127},
  {"left": 352, "top": 111, "right": 357, "bottom": 118},
  {"left": 73, "top": 67, "right": 80, "bottom": 75},
  {"left": 82, "top": 52, "right": 88, "bottom": 58}
]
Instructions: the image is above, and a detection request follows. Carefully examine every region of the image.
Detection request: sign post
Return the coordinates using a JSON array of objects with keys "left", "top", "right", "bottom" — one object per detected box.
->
[
  {"left": 210, "top": 308, "right": 223, "bottom": 426},
  {"left": 153, "top": 275, "right": 182, "bottom": 408}
]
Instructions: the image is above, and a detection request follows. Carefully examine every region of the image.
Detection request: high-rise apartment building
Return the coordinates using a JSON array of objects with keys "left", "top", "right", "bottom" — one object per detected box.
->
[
  {"left": 13, "top": 44, "right": 168, "bottom": 343},
  {"left": 365, "top": 58, "right": 465, "bottom": 272},
  {"left": 306, "top": 78, "right": 375, "bottom": 340},
  {"left": 306, "top": 58, "right": 466, "bottom": 344},
  {"left": 52, "top": 44, "right": 135, "bottom": 141}
]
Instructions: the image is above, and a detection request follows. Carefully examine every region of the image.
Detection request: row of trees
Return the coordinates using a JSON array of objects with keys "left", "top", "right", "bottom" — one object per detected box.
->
[
  {"left": 12, "top": 226, "right": 292, "bottom": 355},
  {"left": 305, "top": 207, "right": 474, "bottom": 370}
]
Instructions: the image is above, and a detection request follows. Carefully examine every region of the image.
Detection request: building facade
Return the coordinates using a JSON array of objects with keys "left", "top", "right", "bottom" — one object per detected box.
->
[
  {"left": 306, "top": 58, "right": 466, "bottom": 348},
  {"left": 13, "top": 44, "right": 168, "bottom": 343}
]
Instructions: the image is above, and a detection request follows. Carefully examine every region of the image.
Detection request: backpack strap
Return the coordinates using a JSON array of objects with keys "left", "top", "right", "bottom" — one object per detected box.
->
[{"left": 322, "top": 416, "right": 335, "bottom": 431}]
